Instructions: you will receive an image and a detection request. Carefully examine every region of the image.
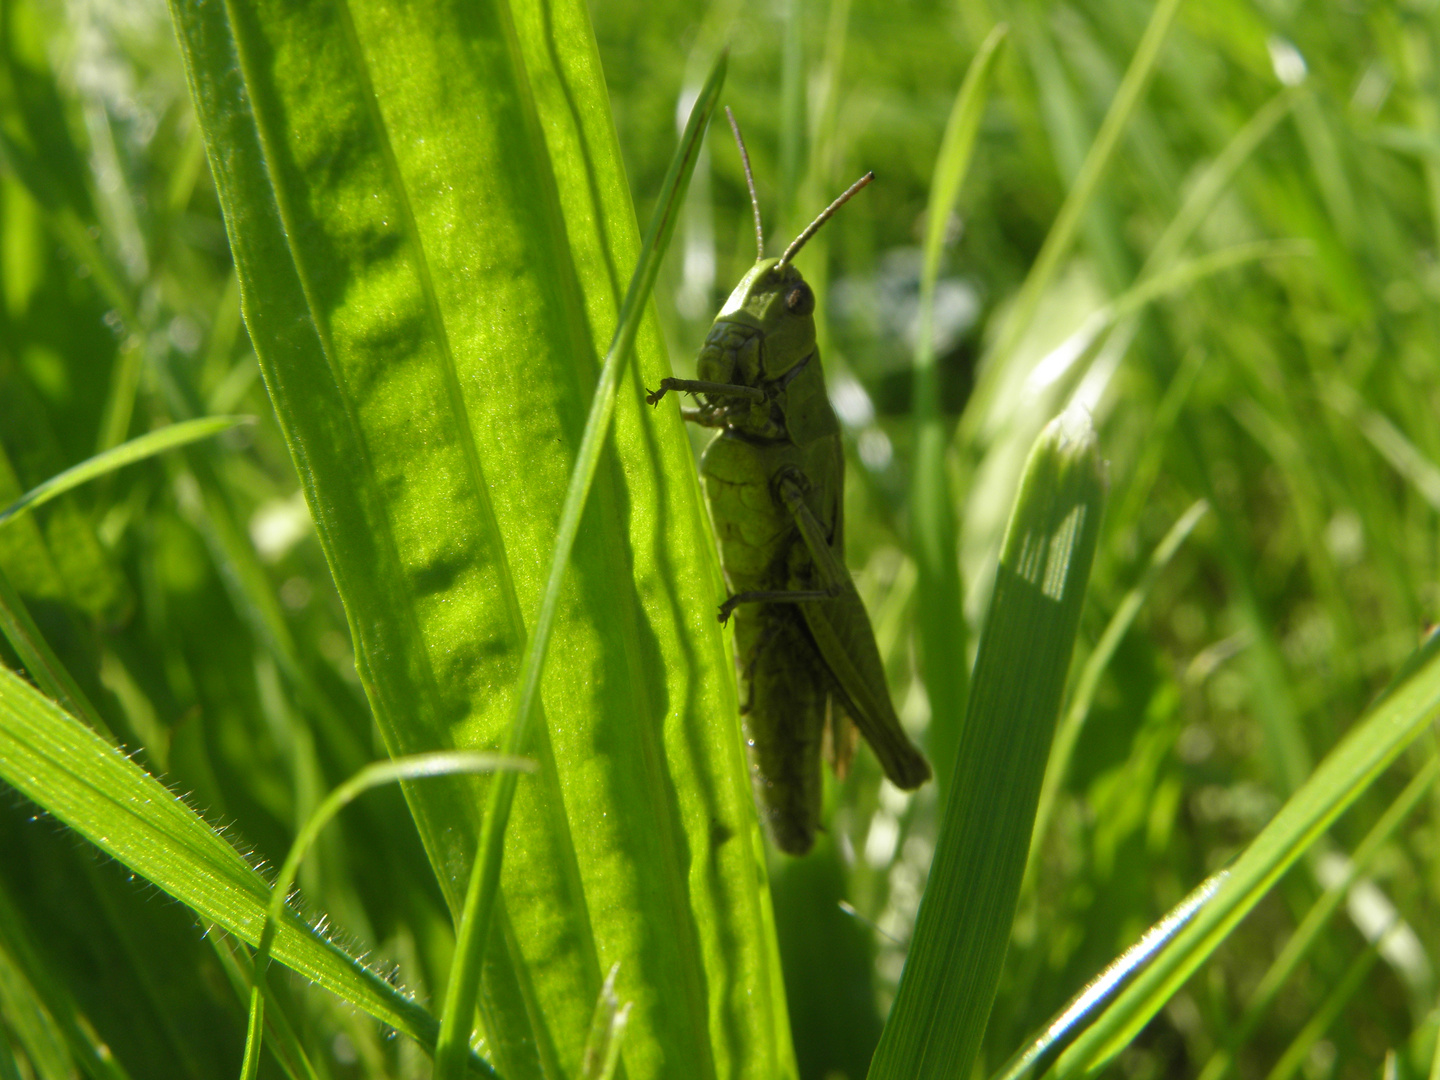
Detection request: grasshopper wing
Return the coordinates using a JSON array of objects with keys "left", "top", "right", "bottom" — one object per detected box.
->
[
  {"left": 803, "top": 583, "right": 931, "bottom": 789},
  {"left": 779, "top": 473, "right": 932, "bottom": 789}
]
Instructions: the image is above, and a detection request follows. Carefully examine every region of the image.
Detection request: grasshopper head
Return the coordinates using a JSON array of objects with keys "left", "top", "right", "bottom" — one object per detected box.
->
[
  {"left": 700, "top": 258, "right": 818, "bottom": 386},
  {"left": 696, "top": 111, "right": 873, "bottom": 397}
]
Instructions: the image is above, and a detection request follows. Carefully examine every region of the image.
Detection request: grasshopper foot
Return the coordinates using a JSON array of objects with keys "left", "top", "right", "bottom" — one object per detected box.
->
[{"left": 645, "top": 385, "right": 668, "bottom": 406}]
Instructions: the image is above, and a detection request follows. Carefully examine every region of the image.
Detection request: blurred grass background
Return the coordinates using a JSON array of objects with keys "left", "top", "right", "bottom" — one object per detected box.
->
[{"left": 2, "top": 0, "right": 1439, "bottom": 1077}]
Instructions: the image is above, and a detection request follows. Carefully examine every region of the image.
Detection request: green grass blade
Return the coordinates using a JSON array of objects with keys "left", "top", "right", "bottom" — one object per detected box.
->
[
  {"left": 1050, "top": 633, "right": 1440, "bottom": 1078},
  {"left": 868, "top": 408, "right": 1106, "bottom": 1080},
  {"left": 0, "top": 417, "right": 253, "bottom": 530},
  {"left": 433, "top": 51, "right": 726, "bottom": 1080},
  {"left": 0, "top": 666, "right": 457, "bottom": 1059},
  {"left": 912, "top": 24, "right": 1007, "bottom": 794}
]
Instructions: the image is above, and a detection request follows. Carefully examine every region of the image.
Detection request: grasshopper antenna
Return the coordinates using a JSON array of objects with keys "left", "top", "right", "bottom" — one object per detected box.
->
[
  {"left": 777, "top": 171, "right": 875, "bottom": 267},
  {"left": 726, "top": 107, "right": 765, "bottom": 261}
]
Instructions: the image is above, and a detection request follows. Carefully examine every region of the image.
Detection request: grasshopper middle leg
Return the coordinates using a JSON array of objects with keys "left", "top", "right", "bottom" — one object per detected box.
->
[{"left": 717, "top": 587, "right": 839, "bottom": 625}]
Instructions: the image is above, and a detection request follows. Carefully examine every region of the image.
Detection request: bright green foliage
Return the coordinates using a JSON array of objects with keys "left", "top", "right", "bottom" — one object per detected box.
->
[
  {"left": 166, "top": 2, "right": 783, "bottom": 1079},
  {"left": 3, "top": 0, "right": 1440, "bottom": 1077},
  {"left": 432, "top": 55, "right": 729, "bottom": 1080}
]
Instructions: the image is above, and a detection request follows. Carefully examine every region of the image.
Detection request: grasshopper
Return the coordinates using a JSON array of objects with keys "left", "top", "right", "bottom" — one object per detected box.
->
[{"left": 647, "top": 110, "right": 931, "bottom": 855}]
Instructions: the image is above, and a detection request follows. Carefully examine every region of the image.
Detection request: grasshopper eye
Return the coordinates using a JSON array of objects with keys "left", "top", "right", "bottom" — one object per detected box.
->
[{"left": 784, "top": 283, "right": 815, "bottom": 316}]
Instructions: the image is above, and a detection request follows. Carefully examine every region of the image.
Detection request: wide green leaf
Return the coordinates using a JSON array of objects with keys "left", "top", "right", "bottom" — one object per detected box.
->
[
  {"left": 434, "top": 57, "right": 726, "bottom": 1078},
  {"left": 167, "top": 0, "right": 787, "bottom": 1077}
]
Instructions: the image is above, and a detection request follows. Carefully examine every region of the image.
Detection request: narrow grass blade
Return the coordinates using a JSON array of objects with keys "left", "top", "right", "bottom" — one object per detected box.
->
[
  {"left": 868, "top": 408, "right": 1106, "bottom": 1080},
  {"left": 0, "top": 417, "right": 253, "bottom": 530},
  {"left": 0, "top": 666, "right": 462, "bottom": 1063},
  {"left": 1197, "top": 756, "right": 1440, "bottom": 1080},
  {"left": 1049, "top": 633, "right": 1440, "bottom": 1079},
  {"left": 432, "top": 51, "right": 727, "bottom": 1080},
  {"left": 0, "top": 565, "right": 109, "bottom": 738},
  {"left": 991, "top": 869, "right": 1228, "bottom": 1080},
  {"left": 580, "top": 964, "right": 632, "bottom": 1080},
  {"left": 912, "top": 24, "right": 1007, "bottom": 793},
  {"left": 242, "top": 753, "right": 532, "bottom": 1080}
]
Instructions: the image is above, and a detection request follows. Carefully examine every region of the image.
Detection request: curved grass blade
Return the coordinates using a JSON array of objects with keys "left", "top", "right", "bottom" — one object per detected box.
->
[
  {"left": 242, "top": 752, "right": 533, "bottom": 1080},
  {"left": 1049, "top": 632, "right": 1440, "bottom": 1079},
  {"left": 0, "top": 417, "right": 254, "bottom": 530},
  {"left": 868, "top": 408, "right": 1106, "bottom": 1080},
  {"left": 432, "top": 50, "right": 727, "bottom": 1080},
  {"left": 0, "top": 666, "right": 464, "bottom": 1061},
  {"left": 991, "top": 869, "right": 1228, "bottom": 1080},
  {"left": 912, "top": 24, "right": 1008, "bottom": 793}
]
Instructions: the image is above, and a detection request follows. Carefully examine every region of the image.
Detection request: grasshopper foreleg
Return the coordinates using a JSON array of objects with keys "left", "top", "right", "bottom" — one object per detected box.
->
[{"left": 645, "top": 378, "right": 766, "bottom": 407}]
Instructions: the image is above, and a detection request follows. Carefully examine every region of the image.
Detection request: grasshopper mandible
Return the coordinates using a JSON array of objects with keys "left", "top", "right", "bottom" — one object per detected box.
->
[{"left": 647, "top": 110, "right": 932, "bottom": 855}]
